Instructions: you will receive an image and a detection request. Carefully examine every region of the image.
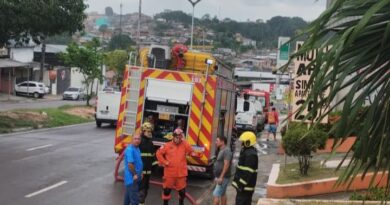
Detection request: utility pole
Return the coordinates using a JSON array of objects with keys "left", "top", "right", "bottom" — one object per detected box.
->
[
  {"left": 119, "top": 3, "right": 123, "bottom": 47},
  {"left": 187, "top": 0, "right": 201, "bottom": 50},
  {"left": 137, "top": 0, "right": 142, "bottom": 46},
  {"left": 119, "top": 3, "right": 123, "bottom": 35}
]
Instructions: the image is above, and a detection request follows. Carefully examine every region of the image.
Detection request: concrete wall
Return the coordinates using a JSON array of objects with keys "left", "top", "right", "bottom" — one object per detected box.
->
[
  {"left": 10, "top": 47, "right": 34, "bottom": 63},
  {"left": 70, "top": 67, "right": 103, "bottom": 94}
]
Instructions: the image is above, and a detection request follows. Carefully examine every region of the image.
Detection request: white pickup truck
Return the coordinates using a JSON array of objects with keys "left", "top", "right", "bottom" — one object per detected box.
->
[{"left": 95, "top": 88, "right": 121, "bottom": 127}]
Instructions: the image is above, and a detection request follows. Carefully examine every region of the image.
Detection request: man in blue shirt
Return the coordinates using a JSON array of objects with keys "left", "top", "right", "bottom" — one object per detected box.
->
[{"left": 124, "top": 134, "right": 143, "bottom": 205}]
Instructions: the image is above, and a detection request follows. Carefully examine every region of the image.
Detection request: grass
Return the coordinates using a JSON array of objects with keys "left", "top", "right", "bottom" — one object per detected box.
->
[
  {"left": 0, "top": 106, "right": 93, "bottom": 134},
  {"left": 276, "top": 161, "right": 346, "bottom": 184},
  {"left": 41, "top": 108, "right": 91, "bottom": 128},
  {"left": 0, "top": 116, "right": 37, "bottom": 133}
]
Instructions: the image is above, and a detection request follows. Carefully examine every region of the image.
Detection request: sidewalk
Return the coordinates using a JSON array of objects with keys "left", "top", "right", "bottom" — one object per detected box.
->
[
  {"left": 0, "top": 93, "right": 62, "bottom": 103},
  {"left": 0, "top": 93, "right": 94, "bottom": 112}
]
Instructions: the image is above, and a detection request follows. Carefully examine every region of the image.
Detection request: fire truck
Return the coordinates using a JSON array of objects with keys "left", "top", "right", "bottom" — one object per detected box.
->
[
  {"left": 242, "top": 89, "right": 271, "bottom": 112},
  {"left": 114, "top": 45, "right": 236, "bottom": 178}
]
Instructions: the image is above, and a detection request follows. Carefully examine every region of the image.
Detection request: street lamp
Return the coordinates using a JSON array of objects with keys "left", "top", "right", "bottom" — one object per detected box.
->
[{"left": 187, "top": 0, "right": 201, "bottom": 50}]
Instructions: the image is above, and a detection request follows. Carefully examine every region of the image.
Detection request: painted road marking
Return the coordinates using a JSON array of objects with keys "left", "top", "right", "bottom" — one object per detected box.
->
[
  {"left": 25, "top": 181, "right": 68, "bottom": 198},
  {"left": 26, "top": 144, "right": 53, "bottom": 151}
]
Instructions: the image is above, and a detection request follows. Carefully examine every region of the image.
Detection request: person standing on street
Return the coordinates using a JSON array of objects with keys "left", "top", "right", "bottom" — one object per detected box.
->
[
  {"left": 232, "top": 131, "right": 258, "bottom": 205},
  {"left": 266, "top": 107, "right": 279, "bottom": 141},
  {"left": 139, "top": 122, "right": 157, "bottom": 205},
  {"left": 123, "top": 134, "right": 143, "bottom": 205},
  {"left": 156, "top": 128, "right": 202, "bottom": 205},
  {"left": 213, "top": 136, "right": 232, "bottom": 205}
]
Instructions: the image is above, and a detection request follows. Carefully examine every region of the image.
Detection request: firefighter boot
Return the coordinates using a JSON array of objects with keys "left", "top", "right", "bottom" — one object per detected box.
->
[
  {"left": 178, "top": 188, "right": 186, "bottom": 205},
  {"left": 162, "top": 188, "right": 172, "bottom": 205}
]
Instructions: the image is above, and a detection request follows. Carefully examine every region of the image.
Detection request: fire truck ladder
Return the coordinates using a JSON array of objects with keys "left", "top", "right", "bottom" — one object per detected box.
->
[{"left": 122, "top": 54, "right": 142, "bottom": 136}]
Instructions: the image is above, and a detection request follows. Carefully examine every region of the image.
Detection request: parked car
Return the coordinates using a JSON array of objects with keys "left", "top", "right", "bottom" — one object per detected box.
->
[
  {"left": 62, "top": 87, "right": 86, "bottom": 100},
  {"left": 14, "top": 81, "right": 48, "bottom": 98}
]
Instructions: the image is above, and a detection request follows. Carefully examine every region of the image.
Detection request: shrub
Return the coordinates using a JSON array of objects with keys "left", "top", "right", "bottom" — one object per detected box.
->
[{"left": 282, "top": 123, "right": 328, "bottom": 175}]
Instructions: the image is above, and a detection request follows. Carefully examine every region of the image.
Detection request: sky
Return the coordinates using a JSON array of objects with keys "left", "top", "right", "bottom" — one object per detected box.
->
[{"left": 85, "top": 0, "right": 327, "bottom": 22}]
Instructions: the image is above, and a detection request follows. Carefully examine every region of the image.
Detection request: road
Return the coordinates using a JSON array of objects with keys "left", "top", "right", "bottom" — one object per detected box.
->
[{"left": 0, "top": 123, "right": 213, "bottom": 205}]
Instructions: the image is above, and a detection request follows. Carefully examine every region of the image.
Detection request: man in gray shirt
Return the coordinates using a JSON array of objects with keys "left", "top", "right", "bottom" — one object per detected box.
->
[{"left": 213, "top": 136, "right": 232, "bottom": 205}]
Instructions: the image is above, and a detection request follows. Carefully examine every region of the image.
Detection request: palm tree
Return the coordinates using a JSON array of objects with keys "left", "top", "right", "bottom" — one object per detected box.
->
[{"left": 283, "top": 0, "right": 390, "bottom": 188}]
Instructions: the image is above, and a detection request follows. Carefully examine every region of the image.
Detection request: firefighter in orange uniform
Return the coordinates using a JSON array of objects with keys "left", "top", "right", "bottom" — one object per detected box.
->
[{"left": 156, "top": 128, "right": 201, "bottom": 205}]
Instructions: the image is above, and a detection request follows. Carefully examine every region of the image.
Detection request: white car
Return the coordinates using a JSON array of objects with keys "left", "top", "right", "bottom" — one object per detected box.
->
[
  {"left": 15, "top": 81, "right": 48, "bottom": 98},
  {"left": 63, "top": 87, "right": 86, "bottom": 100}
]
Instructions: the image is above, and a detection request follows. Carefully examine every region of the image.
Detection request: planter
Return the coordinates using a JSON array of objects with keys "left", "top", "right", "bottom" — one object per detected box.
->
[
  {"left": 257, "top": 198, "right": 386, "bottom": 205},
  {"left": 328, "top": 115, "right": 341, "bottom": 124},
  {"left": 266, "top": 164, "right": 388, "bottom": 198},
  {"left": 278, "top": 136, "right": 356, "bottom": 155}
]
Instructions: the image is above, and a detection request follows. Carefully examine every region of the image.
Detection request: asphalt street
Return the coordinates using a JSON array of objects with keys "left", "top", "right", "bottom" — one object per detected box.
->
[{"left": 0, "top": 123, "right": 214, "bottom": 205}]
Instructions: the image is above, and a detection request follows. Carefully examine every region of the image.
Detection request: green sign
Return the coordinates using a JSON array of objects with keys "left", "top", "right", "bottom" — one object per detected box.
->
[{"left": 279, "top": 43, "right": 290, "bottom": 61}]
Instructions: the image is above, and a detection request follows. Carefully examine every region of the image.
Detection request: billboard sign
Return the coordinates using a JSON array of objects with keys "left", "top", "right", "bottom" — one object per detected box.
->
[{"left": 292, "top": 41, "right": 328, "bottom": 123}]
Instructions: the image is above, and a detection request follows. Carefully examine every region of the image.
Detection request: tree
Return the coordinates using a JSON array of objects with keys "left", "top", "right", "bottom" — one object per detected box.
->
[
  {"left": 60, "top": 40, "right": 103, "bottom": 106},
  {"left": 283, "top": 0, "right": 390, "bottom": 187},
  {"left": 27, "top": 0, "right": 87, "bottom": 81},
  {"left": 108, "top": 34, "right": 135, "bottom": 51},
  {"left": 105, "top": 7, "right": 114, "bottom": 16},
  {"left": 0, "top": 1, "right": 87, "bottom": 80},
  {"left": 0, "top": 1, "right": 24, "bottom": 46},
  {"left": 104, "top": 50, "right": 128, "bottom": 84}
]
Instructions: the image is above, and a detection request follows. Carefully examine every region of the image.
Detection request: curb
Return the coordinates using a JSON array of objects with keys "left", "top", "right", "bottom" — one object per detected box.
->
[{"left": 266, "top": 163, "right": 389, "bottom": 198}]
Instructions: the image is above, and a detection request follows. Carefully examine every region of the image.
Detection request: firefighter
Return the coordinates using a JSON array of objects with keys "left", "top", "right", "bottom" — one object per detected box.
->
[
  {"left": 232, "top": 131, "right": 258, "bottom": 205},
  {"left": 139, "top": 122, "right": 157, "bottom": 205},
  {"left": 156, "top": 128, "right": 201, "bottom": 205}
]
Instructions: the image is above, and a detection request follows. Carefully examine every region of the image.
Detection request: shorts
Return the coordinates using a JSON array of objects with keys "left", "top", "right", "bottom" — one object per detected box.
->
[
  {"left": 268, "top": 124, "right": 277, "bottom": 134},
  {"left": 163, "top": 177, "right": 187, "bottom": 190},
  {"left": 213, "top": 178, "right": 230, "bottom": 197}
]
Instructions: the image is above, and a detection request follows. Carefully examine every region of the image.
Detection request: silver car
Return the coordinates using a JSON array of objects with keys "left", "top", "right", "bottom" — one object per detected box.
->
[{"left": 62, "top": 87, "right": 86, "bottom": 100}]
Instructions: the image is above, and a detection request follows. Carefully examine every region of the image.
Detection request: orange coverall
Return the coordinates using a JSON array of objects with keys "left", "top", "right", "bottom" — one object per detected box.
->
[{"left": 156, "top": 139, "right": 201, "bottom": 202}]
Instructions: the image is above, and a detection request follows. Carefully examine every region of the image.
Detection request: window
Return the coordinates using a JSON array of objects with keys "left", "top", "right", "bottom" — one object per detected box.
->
[
  {"left": 28, "top": 83, "right": 37, "bottom": 87},
  {"left": 67, "top": 87, "right": 79, "bottom": 92},
  {"left": 19, "top": 83, "right": 28, "bottom": 87}
]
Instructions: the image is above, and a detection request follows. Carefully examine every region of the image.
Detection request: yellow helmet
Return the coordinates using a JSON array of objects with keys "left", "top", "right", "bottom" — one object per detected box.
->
[
  {"left": 239, "top": 131, "right": 257, "bottom": 147},
  {"left": 164, "top": 132, "right": 173, "bottom": 141},
  {"left": 141, "top": 122, "right": 153, "bottom": 132}
]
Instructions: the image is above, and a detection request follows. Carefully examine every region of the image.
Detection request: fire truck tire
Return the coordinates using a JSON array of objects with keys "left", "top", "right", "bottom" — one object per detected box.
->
[
  {"left": 96, "top": 120, "right": 102, "bottom": 128},
  {"left": 114, "top": 152, "right": 125, "bottom": 181}
]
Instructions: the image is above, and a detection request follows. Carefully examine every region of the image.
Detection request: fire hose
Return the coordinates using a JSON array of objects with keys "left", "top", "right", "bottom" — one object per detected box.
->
[{"left": 114, "top": 152, "right": 199, "bottom": 205}]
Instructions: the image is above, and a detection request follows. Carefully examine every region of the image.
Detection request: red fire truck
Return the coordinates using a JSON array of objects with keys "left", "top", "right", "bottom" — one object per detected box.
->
[{"left": 114, "top": 46, "right": 236, "bottom": 178}]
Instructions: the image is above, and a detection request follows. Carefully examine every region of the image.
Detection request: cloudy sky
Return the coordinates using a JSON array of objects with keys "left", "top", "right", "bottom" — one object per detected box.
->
[{"left": 85, "top": 0, "right": 327, "bottom": 22}]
